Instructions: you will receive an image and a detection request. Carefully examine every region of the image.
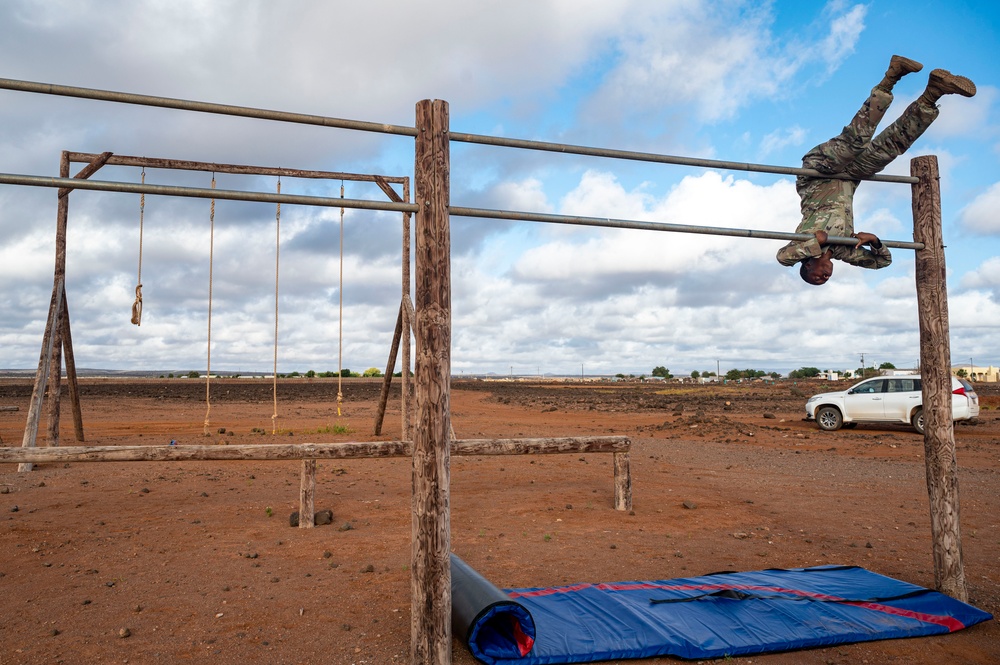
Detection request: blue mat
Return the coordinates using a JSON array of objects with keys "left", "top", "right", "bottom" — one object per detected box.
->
[{"left": 458, "top": 563, "right": 991, "bottom": 664}]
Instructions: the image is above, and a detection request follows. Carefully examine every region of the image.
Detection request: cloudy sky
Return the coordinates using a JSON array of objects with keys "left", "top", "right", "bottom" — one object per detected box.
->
[{"left": 1, "top": 0, "right": 998, "bottom": 377}]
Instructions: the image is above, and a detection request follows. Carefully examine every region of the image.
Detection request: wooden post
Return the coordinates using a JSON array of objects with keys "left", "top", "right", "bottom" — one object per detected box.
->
[
  {"left": 374, "top": 302, "right": 405, "bottom": 435},
  {"left": 18, "top": 278, "right": 64, "bottom": 472},
  {"left": 59, "top": 284, "right": 86, "bottom": 442},
  {"left": 44, "top": 152, "right": 71, "bottom": 447},
  {"left": 402, "top": 179, "right": 413, "bottom": 441},
  {"left": 911, "top": 155, "right": 967, "bottom": 601},
  {"left": 411, "top": 99, "right": 451, "bottom": 665},
  {"left": 298, "top": 459, "right": 316, "bottom": 528},
  {"left": 613, "top": 451, "right": 632, "bottom": 511}
]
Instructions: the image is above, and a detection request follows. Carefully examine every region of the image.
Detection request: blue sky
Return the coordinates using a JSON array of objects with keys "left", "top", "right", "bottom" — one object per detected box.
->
[{"left": 0, "top": 1, "right": 997, "bottom": 377}]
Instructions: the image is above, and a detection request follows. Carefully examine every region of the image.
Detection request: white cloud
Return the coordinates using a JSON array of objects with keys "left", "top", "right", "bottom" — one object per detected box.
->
[{"left": 957, "top": 182, "right": 1000, "bottom": 235}]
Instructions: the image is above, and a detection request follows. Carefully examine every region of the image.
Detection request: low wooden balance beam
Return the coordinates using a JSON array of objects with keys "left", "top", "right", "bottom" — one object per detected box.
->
[{"left": 1, "top": 436, "right": 634, "bottom": 524}]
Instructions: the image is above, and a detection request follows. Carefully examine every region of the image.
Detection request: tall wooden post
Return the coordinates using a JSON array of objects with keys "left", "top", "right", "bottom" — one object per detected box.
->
[
  {"left": 45, "top": 152, "right": 72, "bottom": 446},
  {"left": 911, "top": 155, "right": 967, "bottom": 601},
  {"left": 402, "top": 178, "right": 413, "bottom": 441},
  {"left": 411, "top": 99, "right": 452, "bottom": 664}
]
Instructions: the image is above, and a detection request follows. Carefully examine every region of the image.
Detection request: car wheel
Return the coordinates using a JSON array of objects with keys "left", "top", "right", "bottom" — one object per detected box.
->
[
  {"left": 816, "top": 406, "right": 843, "bottom": 431},
  {"left": 912, "top": 408, "right": 924, "bottom": 434}
]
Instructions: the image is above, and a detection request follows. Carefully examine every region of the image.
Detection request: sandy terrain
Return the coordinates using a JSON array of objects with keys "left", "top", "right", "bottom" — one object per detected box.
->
[{"left": 1, "top": 377, "right": 998, "bottom": 664}]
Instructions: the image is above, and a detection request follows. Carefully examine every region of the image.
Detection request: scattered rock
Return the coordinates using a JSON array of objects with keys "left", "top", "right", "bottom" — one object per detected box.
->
[
  {"left": 682, "top": 500, "right": 697, "bottom": 510},
  {"left": 315, "top": 509, "right": 333, "bottom": 526},
  {"left": 118, "top": 627, "right": 131, "bottom": 639},
  {"left": 763, "top": 413, "right": 776, "bottom": 419},
  {"left": 360, "top": 564, "right": 375, "bottom": 573},
  {"left": 338, "top": 522, "right": 353, "bottom": 532}
]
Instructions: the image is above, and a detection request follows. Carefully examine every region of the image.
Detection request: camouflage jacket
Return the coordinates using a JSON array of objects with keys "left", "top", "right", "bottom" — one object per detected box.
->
[{"left": 775, "top": 175, "right": 892, "bottom": 269}]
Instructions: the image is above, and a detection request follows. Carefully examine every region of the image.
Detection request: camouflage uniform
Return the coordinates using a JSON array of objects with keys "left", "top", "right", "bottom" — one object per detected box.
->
[{"left": 776, "top": 88, "right": 939, "bottom": 268}]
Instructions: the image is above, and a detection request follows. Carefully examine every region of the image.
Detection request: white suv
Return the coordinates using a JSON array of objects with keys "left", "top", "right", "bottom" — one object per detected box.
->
[{"left": 805, "top": 375, "right": 979, "bottom": 434}]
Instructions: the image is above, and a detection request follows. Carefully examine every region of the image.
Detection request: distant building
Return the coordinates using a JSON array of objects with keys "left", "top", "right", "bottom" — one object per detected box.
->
[
  {"left": 879, "top": 368, "right": 918, "bottom": 377},
  {"left": 952, "top": 364, "right": 999, "bottom": 382}
]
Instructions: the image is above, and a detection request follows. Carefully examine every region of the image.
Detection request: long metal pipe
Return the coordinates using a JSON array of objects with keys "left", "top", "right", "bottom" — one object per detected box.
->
[
  {"left": 0, "top": 77, "right": 418, "bottom": 137},
  {"left": 0, "top": 77, "right": 919, "bottom": 184},
  {"left": 0, "top": 173, "right": 419, "bottom": 213},
  {"left": 449, "top": 132, "right": 920, "bottom": 185},
  {"left": 451, "top": 205, "right": 925, "bottom": 250},
  {"left": 0, "top": 172, "right": 924, "bottom": 249}
]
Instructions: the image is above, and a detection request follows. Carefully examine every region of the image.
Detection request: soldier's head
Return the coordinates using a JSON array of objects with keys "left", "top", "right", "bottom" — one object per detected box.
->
[{"left": 800, "top": 255, "right": 833, "bottom": 285}]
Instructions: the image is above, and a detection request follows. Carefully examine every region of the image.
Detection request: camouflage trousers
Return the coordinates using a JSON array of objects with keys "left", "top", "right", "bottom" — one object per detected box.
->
[{"left": 801, "top": 87, "right": 938, "bottom": 179}]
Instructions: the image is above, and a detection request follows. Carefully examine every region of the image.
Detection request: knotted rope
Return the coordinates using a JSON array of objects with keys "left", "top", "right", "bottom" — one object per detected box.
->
[{"left": 131, "top": 168, "right": 145, "bottom": 325}]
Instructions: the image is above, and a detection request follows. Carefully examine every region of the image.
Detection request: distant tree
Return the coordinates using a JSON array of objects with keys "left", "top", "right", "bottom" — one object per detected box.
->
[
  {"left": 956, "top": 368, "right": 968, "bottom": 378},
  {"left": 615, "top": 373, "right": 626, "bottom": 379},
  {"left": 788, "top": 367, "right": 821, "bottom": 379},
  {"left": 651, "top": 366, "right": 672, "bottom": 378},
  {"left": 306, "top": 370, "right": 316, "bottom": 378},
  {"left": 703, "top": 371, "right": 715, "bottom": 377},
  {"left": 340, "top": 369, "right": 353, "bottom": 377},
  {"left": 691, "top": 370, "right": 700, "bottom": 379},
  {"left": 725, "top": 369, "right": 741, "bottom": 381},
  {"left": 769, "top": 372, "right": 781, "bottom": 379},
  {"left": 363, "top": 367, "right": 383, "bottom": 377},
  {"left": 187, "top": 370, "right": 200, "bottom": 379},
  {"left": 879, "top": 362, "right": 896, "bottom": 370}
]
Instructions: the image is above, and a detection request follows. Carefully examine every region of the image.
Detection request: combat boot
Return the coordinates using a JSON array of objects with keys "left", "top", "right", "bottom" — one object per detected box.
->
[
  {"left": 919, "top": 69, "right": 977, "bottom": 105},
  {"left": 876, "top": 55, "right": 923, "bottom": 92}
]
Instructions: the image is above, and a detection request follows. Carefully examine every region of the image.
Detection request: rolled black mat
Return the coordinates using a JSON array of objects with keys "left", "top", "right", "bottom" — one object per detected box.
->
[{"left": 451, "top": 554, "right": 536, "bottom": 662}]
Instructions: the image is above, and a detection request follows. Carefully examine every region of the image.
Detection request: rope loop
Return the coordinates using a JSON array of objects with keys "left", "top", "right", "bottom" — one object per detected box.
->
[{"left": 132, "top": 167, "right": 146, "bottom": 325}]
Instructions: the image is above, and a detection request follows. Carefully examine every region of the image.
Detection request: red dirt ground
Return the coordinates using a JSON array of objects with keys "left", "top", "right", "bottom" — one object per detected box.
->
[{"left": 1, "top": 378, "right": 998, "bottom": 664}]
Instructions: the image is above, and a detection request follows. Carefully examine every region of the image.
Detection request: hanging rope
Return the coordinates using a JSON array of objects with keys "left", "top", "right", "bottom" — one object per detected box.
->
[
  {"left": 131, "top": 167, "right": 145, "bottom": 325},
  {"left": 203, "top": 174, "right": 216, "bottom": 436},
  {"left": 272, "top": 177, "right": 281, "bottom": 434},
  {"left": 337, "top": 180, "right": 345, "bottom": 417}
]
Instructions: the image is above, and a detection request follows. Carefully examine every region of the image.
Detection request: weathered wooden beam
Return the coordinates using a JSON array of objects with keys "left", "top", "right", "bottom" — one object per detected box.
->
[
  {"left": 59, "top": 283, "right": 85, "bottom": 442},
  {"left": 19, "top": 277, "right": 64, "bottom": 472},
  {"left": 374, "top": 301, "right": 405, "bottom": 435},
  {"left": 66, "top": 152, "right": 407, "bottom": 184},
  {"left": 912, "top": 154, "right": 966, "bottom": 602},
  {"left": 0, "top": 436, "right": 630, "bottom": 464},
  {"left": 412, "top": 98, "right": 452, "bottom": 665}
]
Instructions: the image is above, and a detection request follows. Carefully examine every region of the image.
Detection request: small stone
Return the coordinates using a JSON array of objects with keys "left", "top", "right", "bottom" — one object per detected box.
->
[
  {"left": 289, "top": 512, "right": 300, "bottom": 527},
  {"left": 338, "top": 522, "right": 353, "bottom": 532},
  {"left": 118, "top": 627, "right": 131, "bottom": 639},
  {"left": 217, "top": 428, "right": 226, "bottom": 434},
  {"left": 361, "top": 564, "right": 375, "bottom": 573},
  {"left": 763, "top": 413, "right": 776, "bottom": 419},
  {"left": 140, "top": 488, "right": 150, "bottom": 494},
  {"left": 565, "top": 504, "right": 573, "bottom": 510},
  {"left": 682, "top": 500, "right": 697, "bottom": 510},
  {"left": 322, "top": 551, "right": 332, "bottom": 559},
  {"left": 314, "top": 509, "right": 333, "bottom": 526},
  {"left": 105, "top": 581, "right": 115, "bottom": 587}
]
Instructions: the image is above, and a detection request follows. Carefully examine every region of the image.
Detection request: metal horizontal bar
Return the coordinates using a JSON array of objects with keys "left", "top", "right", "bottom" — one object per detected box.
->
[
  {"left": 0, "top": 172, "right": 419, "bottom": 213},
  {"left": 2, "top": 77, "right": 920, "bottom": 183},
  {"left": 450, "top": 131, "right": 920, "bottom": 184},
  {"left": 0, "top": 77, "right": 418, "bottom": 137},
  {"left": 450, "top": 205, "right": 925, "bottom": 250}
]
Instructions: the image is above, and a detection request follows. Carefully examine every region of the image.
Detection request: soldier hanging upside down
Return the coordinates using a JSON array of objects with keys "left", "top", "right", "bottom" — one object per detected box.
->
[{"left": 777, "top": 55, "right": 976, "bottom": 285}]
